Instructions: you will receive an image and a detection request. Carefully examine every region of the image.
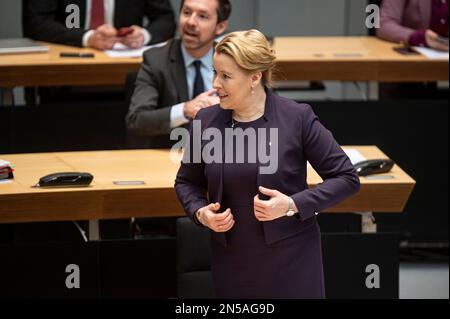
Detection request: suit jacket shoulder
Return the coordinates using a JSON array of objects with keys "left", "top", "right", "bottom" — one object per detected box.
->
[
  {"left": 126, "top": 39, "right": 188, "bottom": 142},
  {"left": 271, "top": 93, "right": 312, "bottom": 113},
  {"left": 24, "top": 0, "right": 87, "bottom": 46},
  {"left": 140, "top": 38, "right": 188, "bottom": 102},
  {"left": 142, "top": 39, "right": 180, "bottom": 72}
]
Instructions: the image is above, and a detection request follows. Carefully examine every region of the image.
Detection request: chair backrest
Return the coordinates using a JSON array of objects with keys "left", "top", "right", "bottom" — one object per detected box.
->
[
  {"left": 124, "top": 71, "right": 175, "bottom": 149},
  {"left": 176, "top": 217, "right": 214, "bottom": 298},
  {"left": 125, "top": 71, "right": 138, "bottom": 107},
  {"left": 22, "top": 0, "right": 30, "bottom": 38},
  {"left": 124, "top": 71, "right": 149, "bottom": 149}
]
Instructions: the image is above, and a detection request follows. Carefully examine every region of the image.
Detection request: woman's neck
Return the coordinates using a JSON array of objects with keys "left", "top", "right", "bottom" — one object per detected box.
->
[{"left": 233, "top": 87, "right": 266, "bottom": 122}]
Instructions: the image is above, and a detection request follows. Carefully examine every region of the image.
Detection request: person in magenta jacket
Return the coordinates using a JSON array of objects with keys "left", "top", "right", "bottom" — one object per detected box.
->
[{"left": 377, "top": 0, "right": 448, "bottom": 52}]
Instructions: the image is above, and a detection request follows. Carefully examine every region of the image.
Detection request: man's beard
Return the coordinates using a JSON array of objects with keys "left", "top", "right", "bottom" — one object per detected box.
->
[{"left": 182, "top": 33, "right": 215, "bottom": 50}]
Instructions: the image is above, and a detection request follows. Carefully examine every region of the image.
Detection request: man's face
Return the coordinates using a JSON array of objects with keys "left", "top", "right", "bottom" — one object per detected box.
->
[{"left": 179, "top": 0, "right": 226, "bottom": 51}]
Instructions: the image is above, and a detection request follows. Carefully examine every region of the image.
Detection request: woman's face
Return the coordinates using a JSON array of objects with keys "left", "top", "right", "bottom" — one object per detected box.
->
[{"left": 213, "top": 52, "right": 255, "bottom": 110}]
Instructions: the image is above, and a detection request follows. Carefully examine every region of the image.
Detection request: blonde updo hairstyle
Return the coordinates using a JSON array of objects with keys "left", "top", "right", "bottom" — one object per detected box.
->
[{"left": 215, "top": 29, "right": 276, "bottom": 87}]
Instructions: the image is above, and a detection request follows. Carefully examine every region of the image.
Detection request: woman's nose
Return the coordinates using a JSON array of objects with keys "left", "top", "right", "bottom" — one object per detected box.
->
[{"left": 213, "top": 75, "right": 221, "bottom": 89}]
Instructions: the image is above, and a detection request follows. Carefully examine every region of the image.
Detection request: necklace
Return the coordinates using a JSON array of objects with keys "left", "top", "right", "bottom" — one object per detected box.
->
[
  {"left": 231, "top": 109, "right": 264, "bottom": 128},
  {"left": 231, "top": 117, "right": 238, "bottom": 128}
]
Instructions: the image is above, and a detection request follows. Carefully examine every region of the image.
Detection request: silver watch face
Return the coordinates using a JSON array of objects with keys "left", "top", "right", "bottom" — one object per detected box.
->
[{"left": 286, "top": 210, "right": 295, "bottom": 217}]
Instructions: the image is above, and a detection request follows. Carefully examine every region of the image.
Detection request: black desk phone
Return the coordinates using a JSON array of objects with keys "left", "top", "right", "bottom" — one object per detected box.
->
[
  {"left": 35, "top": 172, "right": 93, "bottom": 187},
  {"left": 354, "top": 159, "right": 394, "bottom": 176}
]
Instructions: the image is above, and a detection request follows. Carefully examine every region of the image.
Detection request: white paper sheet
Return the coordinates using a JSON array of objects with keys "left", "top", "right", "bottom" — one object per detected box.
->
[
  {"left": 105, "top": 41, "right": 168, "bottom": 58},
  {"left": 343, "top": 149, "right": 367, "bottom": 165},
  {"left": 306, "top": 148, "right": 366, "bottom": 168},
  {"left": 413, "top": 47, "right": 449, "bottom": 60},
  {"left": 0, "top": 159, "right": 11, "bottom": 169}
]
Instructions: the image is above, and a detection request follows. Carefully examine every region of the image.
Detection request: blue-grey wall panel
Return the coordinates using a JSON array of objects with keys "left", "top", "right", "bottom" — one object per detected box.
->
[{"left": 257, "top": 0, "right": 346, "bottom": 36}]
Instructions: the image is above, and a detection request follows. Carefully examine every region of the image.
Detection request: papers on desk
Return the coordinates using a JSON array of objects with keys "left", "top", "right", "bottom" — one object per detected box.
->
[
  {"left": 0, "top": 159, "right": 14, "bottom": 180},
  {"left": 343, "top": 149, "right": 366, "bottom": 165},
  {"left": 105, "top": 41, "right": 167, "bottom": 58},
  {"left": 307, "top": 148, "right": 366, "bottom": 168},
  {"left": 413, "top": 47, "right": 449, "bottom": 60},
  {"left": 0, "top": 38, "right": 49, "bottom": 55}
]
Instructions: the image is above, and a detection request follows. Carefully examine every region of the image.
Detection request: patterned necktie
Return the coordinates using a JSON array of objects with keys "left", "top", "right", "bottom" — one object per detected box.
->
[
  {"left": 90, "top": 0, "right": 105, "bottom": 29},
  {"left": 192, "top": 60, "right": 205, "bottom": 98}
]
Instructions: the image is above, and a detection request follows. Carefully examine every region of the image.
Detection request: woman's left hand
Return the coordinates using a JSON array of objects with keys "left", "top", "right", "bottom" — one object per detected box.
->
[{"left": 253, "top": 186, "right": 295, "bottom": 221}]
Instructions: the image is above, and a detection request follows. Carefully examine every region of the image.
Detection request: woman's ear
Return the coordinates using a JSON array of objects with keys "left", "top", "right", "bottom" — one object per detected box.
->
[{"left": 251, "top": 72, "right": 263, "bottom": 88}]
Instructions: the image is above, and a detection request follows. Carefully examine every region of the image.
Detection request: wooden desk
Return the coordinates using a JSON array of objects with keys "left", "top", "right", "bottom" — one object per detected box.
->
[
  {"left": 273, "top": 36, "right": 449, "bottom": 82},
  {"left": 0, "top": 37, "right": 448, "bottom": 89},
  {"left": 0, "top": 147, "right": 415, "bottom": 227},
  {"left": 0, "top": 42, "right": 140, "bottom": 87}
]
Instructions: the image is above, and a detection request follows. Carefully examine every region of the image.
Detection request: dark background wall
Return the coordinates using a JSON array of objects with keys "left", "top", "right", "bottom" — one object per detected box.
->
[{"left": 311, "top": 100, "right": 449, "bottom": 242}]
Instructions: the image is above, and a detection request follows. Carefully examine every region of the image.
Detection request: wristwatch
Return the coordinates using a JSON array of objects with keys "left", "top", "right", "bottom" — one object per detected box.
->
[
  {"left": 286, "top": 197, "right": 296, "bottom": 217},
  {"left": 194, "top": 209, "right": 204, "bottom": 226}
]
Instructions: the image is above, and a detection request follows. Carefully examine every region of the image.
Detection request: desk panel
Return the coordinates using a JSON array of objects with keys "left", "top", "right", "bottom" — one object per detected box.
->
[{"left": 273, "top": 37, "right": 449, "bottom": 82}]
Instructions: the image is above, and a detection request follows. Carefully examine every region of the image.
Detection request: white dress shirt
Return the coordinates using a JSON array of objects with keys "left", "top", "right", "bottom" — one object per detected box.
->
[{"left": 169, "top": 44, "right": 214, "bottom": 128}]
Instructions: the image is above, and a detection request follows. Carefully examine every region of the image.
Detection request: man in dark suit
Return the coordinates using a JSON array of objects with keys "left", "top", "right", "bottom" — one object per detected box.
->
[
  {"left": 126, "top": 0, "right": 231, "bottom": 148},
  {"left": 23, "top": 0, "right": 176, "bottom": 50}
]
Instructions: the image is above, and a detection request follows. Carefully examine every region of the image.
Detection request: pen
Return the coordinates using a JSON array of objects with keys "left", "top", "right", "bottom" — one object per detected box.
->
[{"left": 60, "top": 52, "right": 95, "bottom": 58}]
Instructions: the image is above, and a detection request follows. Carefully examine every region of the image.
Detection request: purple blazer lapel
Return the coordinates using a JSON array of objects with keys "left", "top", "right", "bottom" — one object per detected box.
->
[
  {"left": 209, "top": 110, "right": 232, "bottom": 247},
  {"left": 256, "top": 89, "right": 276, "bottom": 189}
]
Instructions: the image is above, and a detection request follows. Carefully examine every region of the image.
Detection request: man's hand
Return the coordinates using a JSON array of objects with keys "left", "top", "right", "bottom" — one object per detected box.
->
[
  {"left": 87, "top": 24, "right": 119, "bottom": 50},
  {"left": 184, "top": 89, "right": 219, "bottom": 119},
  {"left": 196, "top": 203, "right": 235, "bottom": 233},
  {"left": 426, "top": 29, "right": 449, "bottom": 52},
  {"left": 120, "top": 25, "right": 146, "bottom": 49}
]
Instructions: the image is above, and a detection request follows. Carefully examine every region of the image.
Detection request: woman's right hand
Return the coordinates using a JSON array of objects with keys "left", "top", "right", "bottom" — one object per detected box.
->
[
  {"left": 196, "top": 202, "right": 235, "bottom": 232},
  {"left": 426, "top": 30, "right": 449, "bottom": 52}
]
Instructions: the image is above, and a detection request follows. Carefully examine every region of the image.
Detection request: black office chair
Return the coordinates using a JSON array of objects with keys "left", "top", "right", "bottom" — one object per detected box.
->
[
  {"left": 176, "top": 217, "right": 214, "bottom": 298},
  {"left": 124, "top": 71, "right": 138, "bottom": 107},
  {"left": 124, "top": 71, "right": 157, "bottom": 149}
]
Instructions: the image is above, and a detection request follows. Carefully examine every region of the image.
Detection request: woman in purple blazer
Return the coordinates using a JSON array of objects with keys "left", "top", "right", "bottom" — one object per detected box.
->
[
  {"left": 175, "top": 30, "right": 360, "bottom": 298},
  {"left": 377, "top": 0, "right": 448, "bottom": 51}
]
